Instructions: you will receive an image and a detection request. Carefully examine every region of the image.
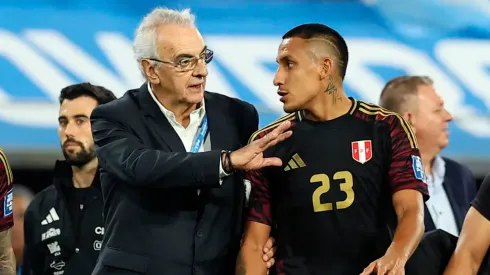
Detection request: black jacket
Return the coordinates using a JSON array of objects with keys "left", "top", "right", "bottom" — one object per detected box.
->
[
  {"left": 22, "top": 161, "right": 104, "bottom": 275},
  {"left": 90, "top": 84, "right": 258, "bottom": 275}
]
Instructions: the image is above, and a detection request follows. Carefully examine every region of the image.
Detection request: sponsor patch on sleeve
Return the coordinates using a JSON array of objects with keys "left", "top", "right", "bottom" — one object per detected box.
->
[
  {"left": 411, "top": 155, "right": 426, "bottom": 182},
  {"left": 4, "top": 188, "right": 13, "bottom": 217}
]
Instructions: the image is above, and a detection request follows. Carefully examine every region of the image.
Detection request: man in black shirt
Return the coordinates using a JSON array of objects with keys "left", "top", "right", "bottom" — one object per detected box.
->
[
  {"left": 22, "top": 83, "right": 117, "bottom": 275},
  {"left": 237, "top": 23, "right": 429, "bottom": 275},
  {"left": 443, "top": 174, "right": 490, "bottom": 275}
]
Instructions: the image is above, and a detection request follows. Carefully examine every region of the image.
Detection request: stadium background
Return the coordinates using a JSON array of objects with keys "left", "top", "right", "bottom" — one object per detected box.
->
[{"left": 1, "top": 0, "right": 490, "bottom": 193}]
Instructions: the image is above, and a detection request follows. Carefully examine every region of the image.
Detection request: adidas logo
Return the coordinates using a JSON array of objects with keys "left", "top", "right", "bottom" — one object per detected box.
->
[
  {"left": 284, "top": 153, "right": 306, "bottom": 171},
  {"left": 41, "top": 208, "right": 60, "bottom": 225}
]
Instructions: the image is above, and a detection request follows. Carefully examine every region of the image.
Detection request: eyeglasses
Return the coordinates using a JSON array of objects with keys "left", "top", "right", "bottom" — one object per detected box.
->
[{"left": 147, "top": 48, "right": 214, "bottom": 72}]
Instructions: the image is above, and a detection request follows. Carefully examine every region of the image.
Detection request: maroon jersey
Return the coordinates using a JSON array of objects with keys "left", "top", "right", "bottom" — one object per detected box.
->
[
  {"left": 0, "top": 148, "right": 13, "bottom": 231},
  {"left": 246, "top": 98, "right": 429, "bottom": 275}
]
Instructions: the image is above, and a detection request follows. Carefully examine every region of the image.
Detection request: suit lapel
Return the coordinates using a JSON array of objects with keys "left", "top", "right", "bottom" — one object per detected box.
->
[
  {"left": 443, "top": 175, "right": 464, "bottom": 231},
  {"left": 204, "top": 93, "right": 228, "bottom": 150},
  {"left": 138, "top": 83, "right": 186, "bottom": 152}
]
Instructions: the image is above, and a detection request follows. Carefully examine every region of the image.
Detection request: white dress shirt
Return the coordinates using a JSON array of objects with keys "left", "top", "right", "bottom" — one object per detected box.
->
[
  {"left": 425, "top": 155, "right": 459, "bottom": 236},
  {"left": 148, "top": 83, "right": 228, "bottom": 194}
]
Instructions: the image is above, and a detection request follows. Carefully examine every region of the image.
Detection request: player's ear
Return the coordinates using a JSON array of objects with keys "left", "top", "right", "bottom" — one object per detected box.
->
[
  {"left": 319, "top": 57, "right": 333, "bottom": 80},
  {"left": 142, "top": 60, "right": 161, "bottom": 85}
]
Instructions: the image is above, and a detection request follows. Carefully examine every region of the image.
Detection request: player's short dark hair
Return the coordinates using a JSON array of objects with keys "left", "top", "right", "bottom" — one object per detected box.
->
[
  {"left": 59, "top": 82, "right": 117, "bottom": 105},
  {"left": 282, "top": 23, "right": 349, "bottom": 79},
  {"left": 379, "top": 76, "right": 433, "bottom": 113}
]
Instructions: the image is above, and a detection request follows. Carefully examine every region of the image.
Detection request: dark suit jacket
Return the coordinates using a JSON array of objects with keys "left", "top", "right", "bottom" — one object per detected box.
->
[
  {"left": 424, "top": 157, "right": 477, "bottom": 233},
  {"left": 90, "top": 84, "right": 259, "bottom": 275}
]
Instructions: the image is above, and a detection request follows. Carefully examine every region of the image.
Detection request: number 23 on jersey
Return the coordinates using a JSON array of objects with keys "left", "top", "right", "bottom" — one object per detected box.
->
[{"left": 310, "top": 171, "right": 355, "bottom": 212}]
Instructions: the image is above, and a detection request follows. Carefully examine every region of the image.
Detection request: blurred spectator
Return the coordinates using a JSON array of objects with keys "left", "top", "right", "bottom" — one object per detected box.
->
[
  {"left": 380, "top": 75, "right": 477, "bottom": 236},
  {"left": 12, "top": 185, "right": 34, "bottom": 274}
]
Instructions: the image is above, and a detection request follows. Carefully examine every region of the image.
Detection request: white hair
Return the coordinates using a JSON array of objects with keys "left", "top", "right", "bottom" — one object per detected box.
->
[{"left": 133, "top": 7, "right": 196, "bottom": 77}]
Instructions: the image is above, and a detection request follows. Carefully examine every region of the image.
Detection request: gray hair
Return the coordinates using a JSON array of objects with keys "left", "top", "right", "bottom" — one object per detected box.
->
[
  {"left": 379, "top": 75, "right": 434, "bottom": 114},
  {"left": 13, "top": 184, "right": 35, "bottom": 204},
  {"left": 133, "top": 7, "right": 196, "bottom": 77}
]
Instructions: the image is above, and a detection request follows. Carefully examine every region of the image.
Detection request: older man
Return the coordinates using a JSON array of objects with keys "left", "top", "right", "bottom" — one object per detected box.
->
[
  {"left": 379, "top": 75, "right": 477, "bottom": 237},
  {"left": 90, "top": 7, "right": 283, "bottom": 275}
]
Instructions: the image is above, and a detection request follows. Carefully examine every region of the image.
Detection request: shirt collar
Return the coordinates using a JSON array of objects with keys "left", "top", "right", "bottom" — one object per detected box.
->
[
  {"left": 147, "top": 82, "right": 206, "bottom": 121},
  {"left": 432, "top": 155, "right": 446, "bottom": 178},
  {"left": 427, "top": 155, "right": 446, "bottom": 188}
]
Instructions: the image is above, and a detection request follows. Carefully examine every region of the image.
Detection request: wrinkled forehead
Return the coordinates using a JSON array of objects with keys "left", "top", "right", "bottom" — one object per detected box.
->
[{"left": 156, "top": 24, "right": 205, "bottom": 58}]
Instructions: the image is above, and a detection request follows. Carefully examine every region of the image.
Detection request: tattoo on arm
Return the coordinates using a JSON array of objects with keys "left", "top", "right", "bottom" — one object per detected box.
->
[
  {"left": 0, "top": 229, "right": 16, "bottom": 275},
  {"left": 236, "top": 251, "right": 247, "bottom": 275}
]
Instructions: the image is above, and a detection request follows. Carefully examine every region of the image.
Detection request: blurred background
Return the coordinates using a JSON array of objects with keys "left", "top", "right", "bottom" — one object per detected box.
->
[{"left": 1, "top": 0, "right": 490, "bottom": 194}]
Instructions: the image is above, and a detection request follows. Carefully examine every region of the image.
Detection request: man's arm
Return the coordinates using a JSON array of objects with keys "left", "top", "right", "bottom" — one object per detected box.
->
[
  {"left": 92, "top": 103, "right": 291, "bottom": 189},
  {"left": 237, "top": 157, "right": 274, "bottom": 275},
  {"left": 384, "top": 114, "right": 427, "bottom": 261},
  {"left": 389, "top": 190, "right": 425, "bottom": 261},
  {"left": 362, "top": 114, "right": 428, "bottom": 275},
  {"left": 237, "top": 222, "right": 271, "bottom": 275},
  {"left": 444, "top": 207, "right": 490, "bottom": 275},
  {"left": 0, "top": 230, "right": 15, "bottom": 275},
  {"left": 91, "top": 106, "right": 222, "bottom": 188},
  {"left": 444, "top": 173, "right": 490, "bottom": 275}
]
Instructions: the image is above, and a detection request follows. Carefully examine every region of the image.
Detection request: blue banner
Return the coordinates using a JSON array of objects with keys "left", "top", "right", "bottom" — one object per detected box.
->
[{"left": 0, "top": 1, "right": 489, "bottom": 171}]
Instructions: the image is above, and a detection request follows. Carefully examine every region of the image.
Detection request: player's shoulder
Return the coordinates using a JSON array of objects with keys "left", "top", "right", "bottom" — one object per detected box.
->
[
  {"left": 0, "top": 148, "right": 13, "bottom": 187},
  {"left": 352, "top": 100, "right": 404, "bottom": 124},
  {"left": 248, "top": 111, "right": 301, "bottom": 144},
  {"left": 354, "top": 99, "right": 417, "bottom": 145},
  {"left": 26, "top": 185, "right": 57, "bottom": 216}
]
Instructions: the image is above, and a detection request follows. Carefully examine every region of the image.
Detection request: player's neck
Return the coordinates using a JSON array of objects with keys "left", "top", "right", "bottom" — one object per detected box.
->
[
  {"left": 304, "top": 88, "right": 351, "bottom": 121},
  {"left": 71, "top": 158, "right": 98, "bottom": 189}
]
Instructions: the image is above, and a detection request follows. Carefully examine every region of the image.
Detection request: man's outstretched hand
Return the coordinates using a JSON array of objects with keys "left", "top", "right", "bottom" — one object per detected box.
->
[{"left": 230, "top": 120, "right": 292, "bottom": 171}]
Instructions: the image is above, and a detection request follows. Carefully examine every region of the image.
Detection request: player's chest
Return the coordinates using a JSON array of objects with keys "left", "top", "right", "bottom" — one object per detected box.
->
[
  {"left": 277, "top": 128, "right": 387, "bottom": 174},
  {"left": 269, "top": 130, "right": 388, "bottom": 209}
]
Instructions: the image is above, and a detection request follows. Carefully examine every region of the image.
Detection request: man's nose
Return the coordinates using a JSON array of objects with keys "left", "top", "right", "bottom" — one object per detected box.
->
[
  {"left": 444, "top": 108, "right": 453, "bottom": 122},
  {"left": 273, "top": 68, "right": 284, "bottom": 87},
  {"left": 64, "top": 122, "right": 77, "bottom": 137},
  {"left": 193, "top": 59, "right": 208, "bottom": 78}
]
